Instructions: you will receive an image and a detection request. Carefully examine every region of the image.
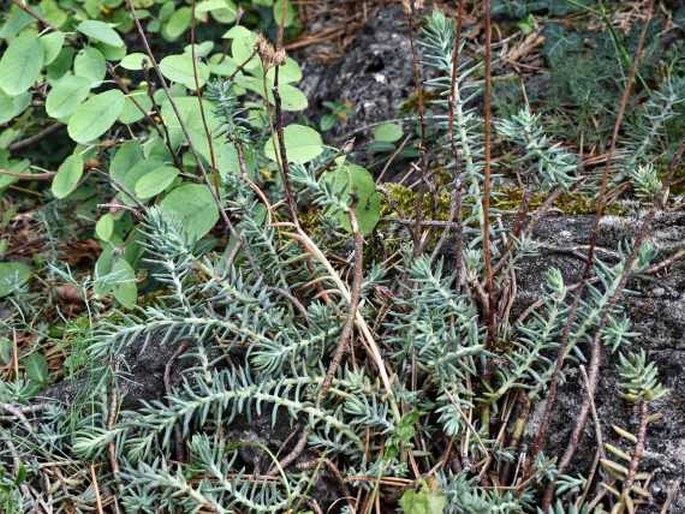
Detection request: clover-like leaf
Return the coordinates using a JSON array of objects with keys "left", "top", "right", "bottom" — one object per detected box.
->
[
  {"left": 159, "top": 183, "right": 219, "bottom": 243},
  {"left": 45, "top": 74, "right": 91, "bottom": 120},
  {"left": 77, "top": 20, "right": 125, "bottom": 48},
  {"left": 264, "top": 124, "right": 323, "bottom": 164},
  {"left": 135, "top": 165, "right": 180, "bottom": 199},
  {"left": 321, "top": 162, "right": 381, "bottom": 235},
  {"left": 67, "top": 89, "right": 124, "bottom": 144},
  {"left": 51, "top": 154, "right": 84, "bottom": 199},
  {"left": 0, "top": 34, "right": 44, "bottom": 95},
  {"left": 159, "top": 53, "right": 209, "bottom": 89}
]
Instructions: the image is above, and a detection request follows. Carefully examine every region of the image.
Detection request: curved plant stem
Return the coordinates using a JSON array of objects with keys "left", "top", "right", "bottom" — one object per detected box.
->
[{"left": 319, "top": 208, "right": 363, "bottom": 401}]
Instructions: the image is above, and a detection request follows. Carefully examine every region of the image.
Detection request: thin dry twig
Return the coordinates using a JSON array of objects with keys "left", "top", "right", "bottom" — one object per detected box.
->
[
  {"left": 404, "top": 0, "right": 430, "bottom": 252},
  {"left": 8, "top": 123, "right": 64, "bottom": 152},
  {"left": 482, "top": 0, "right": 496, "bottom": 352},
  {"left": 90, "top": 464, "right": 105, "bottom": 514},
  {"left": 319, "top": 209, "right": 364, "bottom": 400}
]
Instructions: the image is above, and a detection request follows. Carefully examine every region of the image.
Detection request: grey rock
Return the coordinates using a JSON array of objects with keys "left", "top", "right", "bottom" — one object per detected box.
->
[
  {"left": 519, "top": 211, "right": 685, "bottom": 512},
  {"left": 299, "top": 5, "right": 414, "bottom": 144}
]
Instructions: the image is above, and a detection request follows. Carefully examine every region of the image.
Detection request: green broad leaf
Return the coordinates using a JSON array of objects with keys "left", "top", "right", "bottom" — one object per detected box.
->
[
  {"left": 273, "top": 83, "right": 307, "bottom": 111},
  {"left": 157, "top": 0, "right": 175, "bottom": 21},
  {"left": 373, "top": 122, "right": 403, "bottom": 143},
  {"left": 159, "top": 183, "right": 219, "bottom": 243},
  {"left": 142, "top": 135, "right": 173, "bottom": 162},
  {"left": 46, "top": 46, "right": 74, "bottom": 81},
  {"left": 163, "top": 6, "right": 192, "bottom": 41},
  {"left": 73, "top": 47, "right": 106, "bottom": 87},
  {"left": 23, "top": 353, "right": 49, "bottom": 385},
  {"left": 40, "top": 31, "right": 65, "bottom": 65},
  {"left": 195, "top": 0, "right": 225, "bottom": 12},
  {"left": 207, "top": 54, "right": 239, "bottom": 76},
  {"left": 95, "top": 213, "right": 114, "bottom": 241},
  {"left": 0, "top": 34, "right": 44, "bottom": 96},
  {"left": 183, "top": 41, "right": 214, "bottom": 58},
  {"left": 134, "top": 165, "right": 179, "bottom": 199},
  {"left": 95, "top": 42, "right": 127, "bottom": 61},
  {"left": 223, "top": 26, "right": 261, "bottom": 73},
  {"left": 45, "top": 74, "right": 91, "bottom": 120},
  {"left": 159, "top": 54, "right": 209, "bottom": 90},
  {"left": 51, "top": 154, "right": 84, "bottom": 199},
  {"left": 93, "top": 245, "right": 113, "bottom": 296},
  {"left": 273, "top": 0, "right": 295, "bottom": 27},
  {"left": 0, "top": 261, "right": 31, "bottom": 298},
  {"left": 0, "top": 90, "right": 31, "bottom": 124},
  {"left": 111, "top": 257, "right": 137, "bottom": 307},
  {"left": 399, "top": 485, "right": 446, "bottom": 514},
  {"left": 0, "top": 6, "right": 36, "bottom": 39},
  {"left": 235, "top": 76, "right": 307, "bottom": 111},
  {"left": 67, "top": 89, "right": 124, "bottom": 144},
  {"left": 264, "top": 124, "right": 323, "bottom": 164},
  {"left": 110, "top": 140, "right": 143, "bottom": 177},
  {"left": 118, "top": 88, "right": 153, "bottom": 124},
  {"left": 39, "top": 0, "right": 68, "bottom": 28},
  {"left": 195, "top": 0, "right": 237, "bottom": 23},
  {"left": 321, "top": 162, "right": 381, "bottom": 235},
  {"left": 160, "top": 96, "right": 222, "bottom": 166},
  {"left": 77, "top": 20, "right": 125, "bottom": 48},
  {"left": 210, "top": 2, "right": 238, "bottom": 23},
  {"left": 120, "top": 52, "right": 151, "bottom": 71},
  {"left": 112, "top": 159, "right": 165, "bottom": 205},
  {"left": 265, "top": 57, "right": 303, "bottom": 84}
]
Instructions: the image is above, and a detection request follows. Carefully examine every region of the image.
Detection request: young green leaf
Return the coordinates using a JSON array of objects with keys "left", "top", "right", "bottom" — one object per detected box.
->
[
  {"left": 95, "top": 213, "right": 115, "bottom": 241},
  {"left": 159, "top": 53, "right": 209, "bottom": 89},
  {"left": 321, "top": 162, "right": 381, "bottom": 235},
  {"left": 199, "top": 0, "right": 237, "bottom": 23},
  {"left": 0, "top": 90, "right": 31, "bottom": 124},
  {"left": 77, "top": 20, "right": 125, "bottom": 48},
  {"left": 67, "top": 89, "right": 124, "bottom": 144},
  {"left": 95, "top": 42, "right": 127, "bottom": 61},
  {"left": 263, "top": 124, "right": 323, "bottom": 164},
  {"left": 120, "top": 52, "right": 151, "bottom": 71},
  {"left": 159, "top": 183, "right": 219, "bottom": 243},
  {"left": 73, "top": 47, "right": 106, "bottom": 86},
  {"left": 373, "top": 122, "right": 403, "bottom": 143},
  {"left": 51, "top": 154, "right": 84, "bottom": 199},
  {"left": 399, "top": 485, "right": 446, "bottom": 514},
  {"left": 0, "top": 34, "right": 44, "bottom": 95},
  {"left": 45, "top": 74, "right": 91, "bottom": 120},
  {"left": 135, "top": 165, "right": 180, "bottom": 199},
  {"left": 23, "top": 353, "right": 49, "bottom": 386},
  {"left": 113, "top": 159, "right": 165, "bottom": 205},
  {"left": 40, "top": 31, "right": 65, "bottom": 65},
  {"left": 273, "top": 0, "right": 295, "bottom": 27},
  {"left": 265, "top": 57, "right": 303, "bottom": 84},
  {"left": 111, "top": 257, "right": 137, "bottom": 307},
  {"left": 118, "top": 89, "right": 153, "bottom": 124},
  {"left": 163, "top": 7, "right": 192, "bottom": 41}
]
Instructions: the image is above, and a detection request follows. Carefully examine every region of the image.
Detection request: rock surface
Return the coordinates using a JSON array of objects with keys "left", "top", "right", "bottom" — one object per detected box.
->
[
  {"left": 299, "top": 5, "right": 414, "bottom": 144},
  {"left": 519, "top": 211, "right": 685, "bottom": 512}
]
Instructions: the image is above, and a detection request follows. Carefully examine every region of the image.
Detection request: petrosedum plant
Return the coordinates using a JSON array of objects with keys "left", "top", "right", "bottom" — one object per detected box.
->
[{"left": 0, "top": 4, "right": 677, "bottom": 514}]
